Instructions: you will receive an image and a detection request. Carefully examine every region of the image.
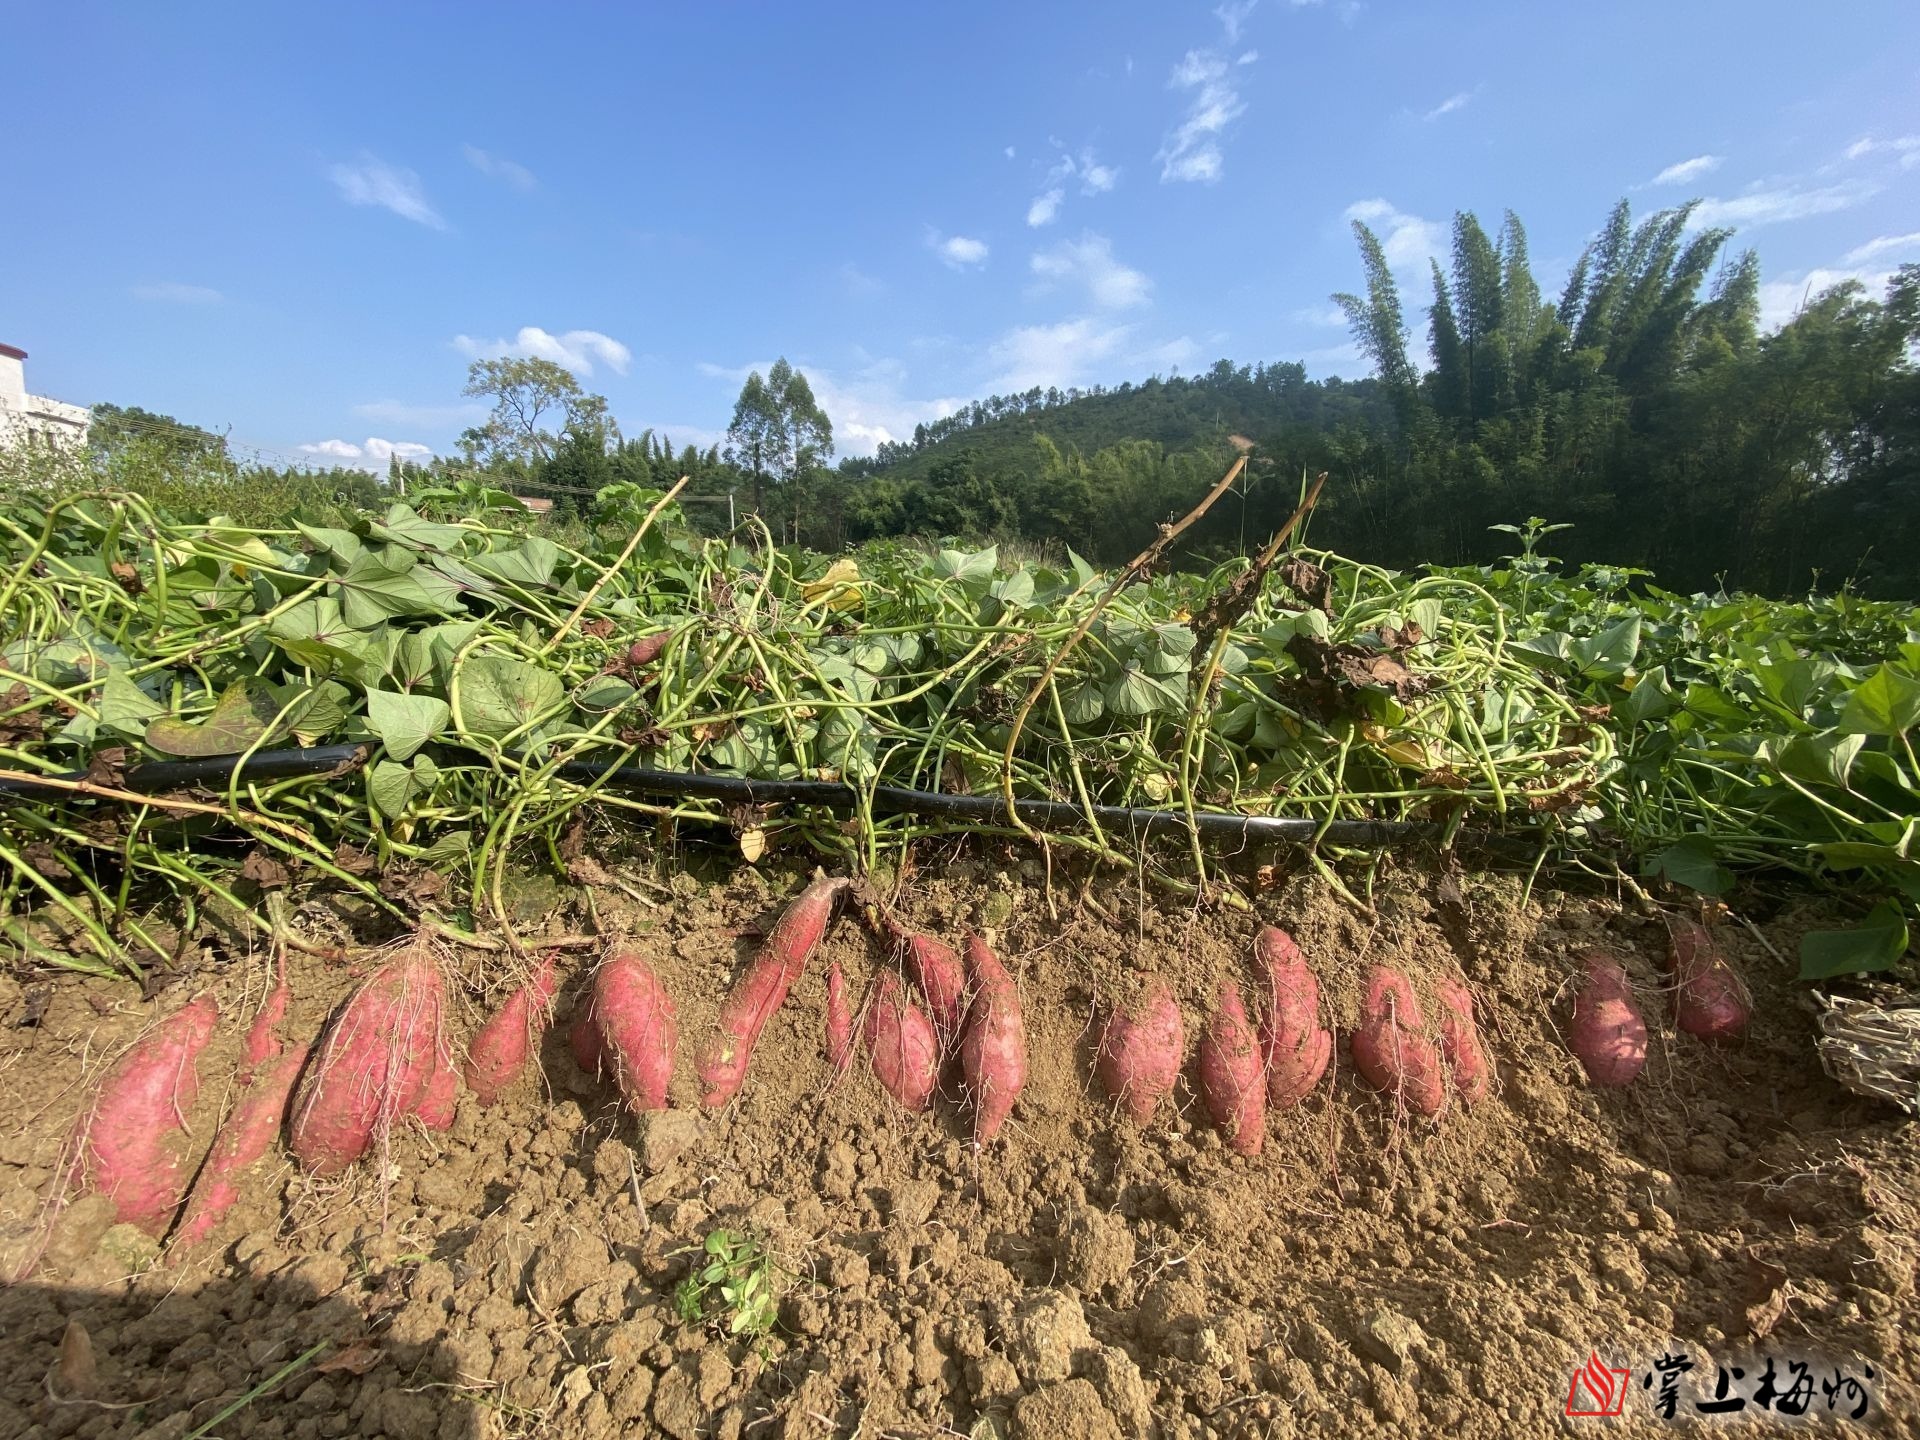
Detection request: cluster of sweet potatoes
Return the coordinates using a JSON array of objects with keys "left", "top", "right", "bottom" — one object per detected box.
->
[
  {"left": 32, "top": 898, "right": 1748, "bottom": 1271},
  {"left": 1097, "top": 926, "right": 1493, "bottom": 1154},
  {"left": 1566, "top": 915, "right": 1749, "bottom": 1088}
]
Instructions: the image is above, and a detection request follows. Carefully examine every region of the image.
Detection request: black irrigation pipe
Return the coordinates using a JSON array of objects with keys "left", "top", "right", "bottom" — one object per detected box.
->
[{"left": 0, "top": 743, "right": 1451, "bottom": 849}]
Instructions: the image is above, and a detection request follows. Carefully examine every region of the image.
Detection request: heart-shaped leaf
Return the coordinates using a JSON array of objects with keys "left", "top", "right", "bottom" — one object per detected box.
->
[
  {"left": 146, "top": 681, "right": 283, "bottom": 757},
  {"left": 457, "top": 656, "right": 565, "bottom": 740},
  {"left": 365, "top": 689, "right": 451, "bottom": 762}
]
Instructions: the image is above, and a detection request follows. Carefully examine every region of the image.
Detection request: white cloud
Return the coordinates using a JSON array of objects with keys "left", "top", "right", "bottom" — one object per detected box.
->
[
  {"left": 1215, "top": 0, "right": 1258, "bottom": 43},
  {"left": 1845, "top": 135, "right": 1920, "bottom": 168},
  {"left": 299, "top": 436, "right": 434, "bottom": 470},
  {"left": 1422, "top": 90, "right": 1474, "bottom": 122},
  {"left": 930, "top": 233, "right": 990, "bottom": 269},
  {"left": 453, "top": 326, "right": 633, "bottom": 376},
  {"left": 1026, "top": 146, "right": 1119, "bottom": 227},
  {"left": 130, "top": 282, "right": 223, "bottom": 304},
  {"left": 328, "top": 155, "right": 445, "bottom": 229},
  {"left": 1844, "top": 232, "right": 1920, "bottom": 264},
  {"left": 987, "top": 318, "right": 1134, "bottom": 393},
  {"left": 1158, "top": 48, "right": 1248, "bottom": 183},
  {"left": 1757, "top": 267, "right": 1895, "bottom": 331},
  {"left": 840, "top": 262, "right": 886, "bottom": 297},
  {"left": 463, "top": 144, "right": 537, "bottom": 192},
  {"left": 1688, "top": 182, "right": 1876, "bottom": 230},
  {"left": 1291, "top": 303, "right": 1349, "bottom": 327},
  {"left": 353, "top": 399, "right": 489, "bottom": 428},
  {"left": 1237, "top": 49, "right": 1259, "bottom": 64},
  {"left": 1344, "top": 198, "right": 1445, "bottom": 271},
  {"left": 1652, "top": 154, "right": 1721, "bottom": 185},
  {"left": 1004, "top": 145, "right": 1017, "bottom": 159},
  {"left": 1027, "top": 189, "right": 1065, "bottom": 227},
  {"left": 1030, "top": 233, "right": 1152, "bottom": 309}
]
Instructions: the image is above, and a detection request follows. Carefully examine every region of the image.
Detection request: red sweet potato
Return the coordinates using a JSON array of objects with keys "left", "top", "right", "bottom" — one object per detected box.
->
[
  {"left": 1665, "top": 916, "right": 1750, "bottom": 1042},
  {"left": 171, "top": 1041, "right": 310, "bottom": 1251},
  {"left": 288, "top": 942, "right": 445, "bottom": 1175},
  {"left": 959, "top": 935, "right": 1026, "bottom": 1145},
  {"left": 1434, "top": 974, "right": 1492, "bottom": 1104},
  {"left": 569, "top": 1012, "right": 604, "bottom": 1075},
  {"left": 1569, "top": 954, "right": 1648, "bottom": 1087},
  {"left": 464, "top": 952, "right": 560, "bottom": 1105},
  {"left": 1255, "top": 927, "right": 1331, "bottom": 1108},
  {"left": 240, "top": 951, "right": 290, "bottom": 1078},
  {"left": 411, "top": 1049, "right": 459, "bottom": 1131},
  {"left": 862, "top": 971, "right": 939, "bottom": 1111},
  {"left": 696, "top": 876, "right": 850, "bottom": 1106},
  {"left": 587, "top": 949, "right": 679, "bottom": 1112},
  {"left": 825, "top": 961, "right": 854, "bottom": 1075},
  {"left": 1095, "top": 977, "right": 1184, "bottom": 1125},
  {"left": 887, "top": 923, "right": 968, "bottom": 1047},
  {"left": 78, "top": 995, "right": 220, "bottom": 1234},
  {"left": 1349, "top": 966, "right": 1445, "bottom": 1116},
  {"left": 1197, "top": 982, "right": 1266, "bottom": 1156}
]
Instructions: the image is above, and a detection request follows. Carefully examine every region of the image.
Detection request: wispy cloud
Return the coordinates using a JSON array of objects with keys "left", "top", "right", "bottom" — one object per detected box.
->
[
  {"left": 130, "top": 282, "right": 223, "bottom": 304},
  {"left": 1216, "top": 0, "right": 1259, "bottom": 43},
  {"left": 1422, "top": 90, "right": 1474, "bottom": 122},
  {"left": 1027, "top": 190, "right": 1065, "bottom": 227},
  {"left": 1158, "top": 52, "right": 1246, "bottom": 183},
  {"left": 987, "top": 317, "right": 1135, "bottom": 392},
  {"left": 1030, "top": 233, "right": 1152, "bottom": 310},
  {"left": 929, "top": 232, "right": 990, "bottom": 269},
  {"left": 298, "top": 436, "right": 434, "bottom": 470},
  {"left": 1757, "top": 267, "right": 1897, "bottom": 331},
  {"left": 463, "top": 144, "right": 537, "bottom": 192},
  {"left": 1845, "top": 135, "right": 1920, "bottom": 168},
  {"left": 1290, "top": 303, "right": 1348, "bottom": 328},
  {"left": 453, "top": 326, "right": 632, "bottom": 376},
  {"left": 1004, "top": 145, "right": 1017, "bottom": 160},
  {"left": 353, "top": 399, "right": 488, "bottom": 428},
  {"left": 1688, "top": 181, "right": 1876, "bottom": 230},
  {"left": 328, "top": 154, "right": 445, "bottom": 229},
  {"left": 1844, "top": 232, "right": 1920, "bottom": 264},
  {"left": 840, "top": 262, "right": 886, "bottom": 298},
  {"left": 1652, "top": 154, "right": 1722, "bottom": 185},
  {"left": 1025, "top": 145, "right": 1120, "bottom": 226},
  {"left": 1344, "top": 198, "right": 1445, "bottom": 270}
]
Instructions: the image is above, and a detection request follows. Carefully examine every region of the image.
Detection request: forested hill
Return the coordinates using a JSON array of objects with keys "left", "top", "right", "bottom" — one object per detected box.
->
[
  {"left": 851, "top": 363, "right": 1389, "bottom": 484},
  {"left": 838, "top": 200, "right": 1920, "bottom": 599}
]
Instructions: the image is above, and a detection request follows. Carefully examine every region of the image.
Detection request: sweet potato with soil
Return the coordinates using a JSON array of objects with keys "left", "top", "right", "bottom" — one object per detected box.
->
[
  {"left": 1254, "top": 927, "right": 1331, "bottom": 1108},
  {"left": 240, "top": 951, "right": 290, "bottom": 1078},
  {"left": 586, "top": 949, "right": 679, "bottom": 1112},
  {"left": 1570, "top": 954, "right": 1648, "bottom": 1087},
  {"left": 861, "top": 971, "right": 939, "bottom": 1111},
  {"left": 1095, "top": 977, "right": 1184, "bottom": 1125},
  {"left": 825, "top": 961, "right": 854, "bottom": 1075},
  {"left": 1349, "top": 966, "right": 1446, "bottom": 1116},
  {"left": 696, "top": 876, "right": 850, "bottom": 1107},
  {"left": 1434, "top": 974, "right": 1492, "bottom": 1103},
  {"left": 1197, "top": 983, "right": 1266, "bottom": 1156},
  {"left": 1665, "top": 916, "right": 1750, "bottom": 1042},
  {"left": 959, "top": 935, "right": 1026, "bottom": 1145},
  {"left": 464, "top": 952, "right": 560, "bottom": 1105},
  {"left": 288, "top": 943, "right": 445, "bottom": 1175},
  {"left": 410, "top": 1049, "right": 459, "bottom": 1130},
  {"left": 78, "top": 995, "right": 220, "bottom": 1234},
  {"left": 171, "top": 1041, "right": 310, "bottom": 1251},
  {"left": 886, "top": 922, "right": 968, "bottom": 1046}
]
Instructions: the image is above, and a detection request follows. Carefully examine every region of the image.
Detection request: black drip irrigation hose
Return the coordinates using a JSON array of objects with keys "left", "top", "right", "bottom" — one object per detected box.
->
[{"left": 0, "top": 743, "right": 1440, "bottom": 849}]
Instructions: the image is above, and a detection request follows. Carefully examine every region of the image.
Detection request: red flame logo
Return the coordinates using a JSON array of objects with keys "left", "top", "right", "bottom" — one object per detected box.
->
[{"left": 1566, "top": 1352, "right": 1628, "bottom": 1418}]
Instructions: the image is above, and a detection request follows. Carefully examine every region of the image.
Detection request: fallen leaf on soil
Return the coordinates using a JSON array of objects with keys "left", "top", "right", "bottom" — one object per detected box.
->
[
  {"left": 240, "top": 851, "right": 290, "bottom": 889},
  {"left": 314, "top": 1342, "right": 382, "bottom": 1376}
]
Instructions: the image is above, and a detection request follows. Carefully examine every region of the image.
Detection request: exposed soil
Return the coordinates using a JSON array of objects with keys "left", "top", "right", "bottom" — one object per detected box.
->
[{"left": 1, "top": 857, "right": 1915, "bottom": 1439}]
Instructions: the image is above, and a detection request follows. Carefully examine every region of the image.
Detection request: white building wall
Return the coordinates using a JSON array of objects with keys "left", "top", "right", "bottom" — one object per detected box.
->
[{"left": 0, "top": 345, "right": 91, "bottom": 450}]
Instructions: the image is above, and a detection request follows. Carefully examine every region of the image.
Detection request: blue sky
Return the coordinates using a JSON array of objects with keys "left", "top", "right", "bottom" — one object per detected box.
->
[{"left": 4, "top": 1, "right": 1917, "bottom": 470}]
